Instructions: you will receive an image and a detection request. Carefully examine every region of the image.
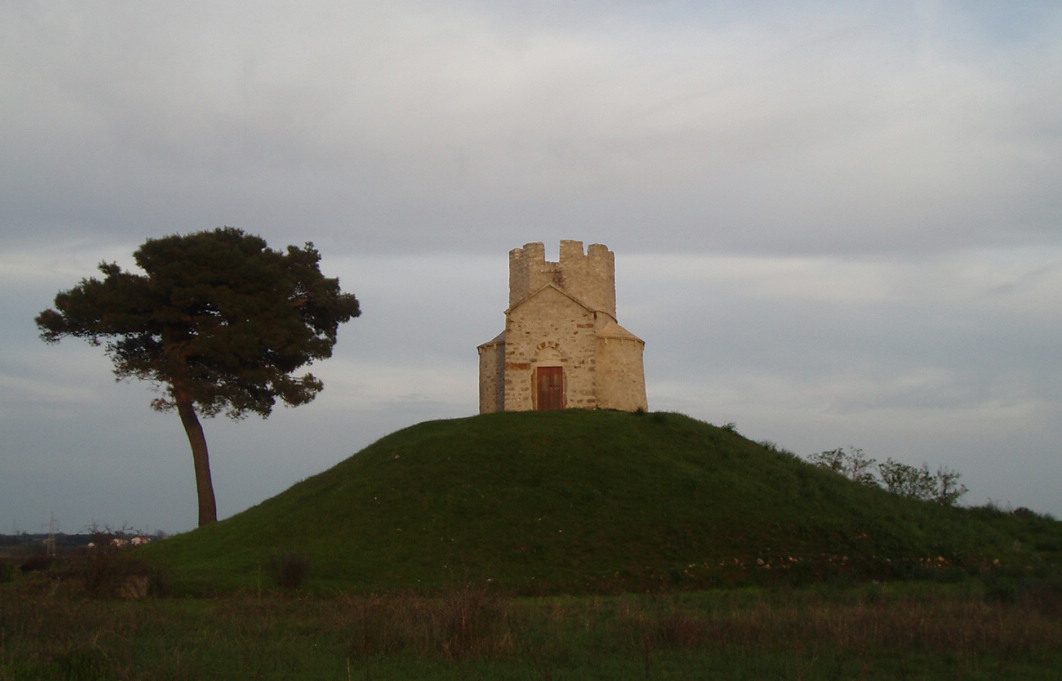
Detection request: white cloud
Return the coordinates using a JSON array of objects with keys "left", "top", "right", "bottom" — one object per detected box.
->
[
  {"left": 4, "top": 1, "right": 1060, "bottom": 254},
  {"left": 2, "top": 1, "right": 1061, "bottom": 530}
]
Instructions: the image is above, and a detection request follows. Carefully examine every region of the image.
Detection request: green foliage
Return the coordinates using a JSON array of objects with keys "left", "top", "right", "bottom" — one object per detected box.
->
[
  {"left": 808, "top": 447, "right": 968, "bottom": 506},
  {"left": 878, "top": 459, "right": 968, "bottom": 505},
  {"left": 143, "top": 410, "right": 1060, "bottom": 594},
  {"left": 36, "top": 227, "right": 360, "bottom": 419},
  {"left": 877, "top": 459, "right": 934, "bottom": 498},
  {"left": 808, "top": 446, "right": 878, "bottom": 485}
]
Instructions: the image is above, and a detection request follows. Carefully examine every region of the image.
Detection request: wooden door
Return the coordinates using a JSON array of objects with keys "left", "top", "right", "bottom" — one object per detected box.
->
[{"left": 536, "top": 366, "right": 564, "bottom": 410}]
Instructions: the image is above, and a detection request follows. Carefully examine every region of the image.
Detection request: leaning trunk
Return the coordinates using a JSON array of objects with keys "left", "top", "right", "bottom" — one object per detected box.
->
[{"left": 175, "top": 390, "right": 218, "bottom": 526}]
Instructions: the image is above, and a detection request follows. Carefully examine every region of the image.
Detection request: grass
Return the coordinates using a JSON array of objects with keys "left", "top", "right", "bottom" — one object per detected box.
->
[
  {"left": 7, "top": 409, "right": 1061, "bottom": 678},
  {"left": 2, "top": 580, "right": 1061, "bottom": 680},
  {"left": 142, "top": 410, "right": 1062, "bottom": 595}
]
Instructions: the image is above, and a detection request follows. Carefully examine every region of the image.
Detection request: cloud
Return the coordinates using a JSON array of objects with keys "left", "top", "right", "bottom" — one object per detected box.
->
[
  {"left": 4, "top": 1, "right": 1060, "bottom": 255},
  {"left": 2, "top": 1, "right": 1061, "bottom": 530}
]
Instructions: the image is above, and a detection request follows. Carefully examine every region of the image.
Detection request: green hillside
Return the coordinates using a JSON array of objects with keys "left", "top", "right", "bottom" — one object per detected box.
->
[{"left": 147, "top": 410, "right": 1061, "bottom": 594}]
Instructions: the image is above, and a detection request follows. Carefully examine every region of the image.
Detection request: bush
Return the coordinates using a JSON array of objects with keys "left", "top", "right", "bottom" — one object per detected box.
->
[
  {"left": 55, "top": 547, "right": 158, "bottom": 599},
  {"left": 808, "top": 447, "right": 878, "bottom": 486},
  {"left": 879, "top": 460, "right": 967, "bottom": 505},
  {"left": 807, "top": 448, "right": 968, "bottom": 505}
]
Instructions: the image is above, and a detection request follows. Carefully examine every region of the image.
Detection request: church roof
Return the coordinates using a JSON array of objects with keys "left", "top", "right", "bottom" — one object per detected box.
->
[
  {"left": 476, "top": 330, "right": 506, "bottom": 350},
  {"left": 596, "top": 319, "right": 644, "bottom": 343},
  {"left": 508, "top": 283, "right": 595, "bottom": 316}
]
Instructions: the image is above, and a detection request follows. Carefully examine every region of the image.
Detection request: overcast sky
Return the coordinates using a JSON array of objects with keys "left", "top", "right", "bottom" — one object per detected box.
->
[{"left": 3, "top": 1, "right": 1060, "bottom": 534}]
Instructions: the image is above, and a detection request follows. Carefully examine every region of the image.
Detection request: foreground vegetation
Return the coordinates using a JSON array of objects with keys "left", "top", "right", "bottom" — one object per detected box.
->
[
  {"left": 5, "top": 409, "right": 1061, "bottom": 679},
  {"left": 3, "top": 577, "right": 1061, "bottom": 680}
]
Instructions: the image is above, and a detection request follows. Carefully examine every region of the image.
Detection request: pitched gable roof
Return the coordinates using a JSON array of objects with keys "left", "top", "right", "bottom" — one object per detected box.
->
[
  {"left": 596, "top": 319, "right": 644, "bottom": 343},
  {"left": 507, "top": 283, "right": 598, "bottom": 316},
  {"left": 476, "top": 330, "right": 506, "bottom": 350}
]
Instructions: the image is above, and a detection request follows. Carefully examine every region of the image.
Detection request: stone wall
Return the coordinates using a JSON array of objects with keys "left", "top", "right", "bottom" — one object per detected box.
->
[
  {"left": 477, "top": 334, "right": 505, "bottom": 412},
  {"left": 594, "top": 334, "right": 648, "bottom": 411}
]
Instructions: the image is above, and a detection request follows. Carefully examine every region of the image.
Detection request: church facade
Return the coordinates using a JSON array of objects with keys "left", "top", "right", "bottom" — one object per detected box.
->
[{"left": 477, "top": 241, "right": 647, "bottom": 413}]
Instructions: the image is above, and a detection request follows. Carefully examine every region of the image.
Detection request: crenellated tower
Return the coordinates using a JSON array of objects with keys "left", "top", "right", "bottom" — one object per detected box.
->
[{"left": 508, "top": 241, "right": 617, "bottom": 320}]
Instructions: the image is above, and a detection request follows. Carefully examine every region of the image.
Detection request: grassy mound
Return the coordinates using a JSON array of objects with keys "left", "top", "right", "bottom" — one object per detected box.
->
[{"left": 146, "top": 410, "right": 1060, "bottom": 594}]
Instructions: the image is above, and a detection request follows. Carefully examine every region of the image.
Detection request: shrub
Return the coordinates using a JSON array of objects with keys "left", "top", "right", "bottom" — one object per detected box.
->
[
  {"left": 54, "top": 547, "right": 158, "bottom": 599},
  {"left": 808, "top": 447, "right": 878, "bottom": 486},
  {"left": 808, "top": 448, "right": 968, "bottom": 506},
  {"left": 878, "top": 460, "right": 967, "bottom": 505}
]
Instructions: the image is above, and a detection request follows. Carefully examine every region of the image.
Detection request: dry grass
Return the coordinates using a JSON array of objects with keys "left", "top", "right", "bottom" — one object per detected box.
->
[{"left": 2, "top": 581, "right": 1060, "bottom": 680}]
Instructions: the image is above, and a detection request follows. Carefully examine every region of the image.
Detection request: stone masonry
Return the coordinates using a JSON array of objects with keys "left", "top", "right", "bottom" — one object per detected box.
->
[{"left": 477, "top": 241, "right": 647, "bottom": 413}]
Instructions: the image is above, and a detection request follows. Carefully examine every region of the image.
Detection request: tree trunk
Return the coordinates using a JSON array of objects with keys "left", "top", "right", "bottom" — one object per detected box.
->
[{"left": 175, "top": 390, "right": 218, "bottom": 526}]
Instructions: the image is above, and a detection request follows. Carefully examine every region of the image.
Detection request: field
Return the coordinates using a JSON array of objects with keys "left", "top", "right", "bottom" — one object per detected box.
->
[
  {"left": 5, "top": 409, "right": 1061, "bottom": 678},
  {"left": 3, "top": 577, "right": 1061, "bottom": 680}
]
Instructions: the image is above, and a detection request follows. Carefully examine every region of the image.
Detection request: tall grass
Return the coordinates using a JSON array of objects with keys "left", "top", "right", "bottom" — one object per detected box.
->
[{"left": 3, "top": 581, "right": 1060, "bottom": 680}]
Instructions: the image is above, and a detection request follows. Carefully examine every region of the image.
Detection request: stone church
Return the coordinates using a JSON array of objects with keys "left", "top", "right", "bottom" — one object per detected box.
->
[{"left": 477, "top": 241, "right": 647, "bottom": 413}]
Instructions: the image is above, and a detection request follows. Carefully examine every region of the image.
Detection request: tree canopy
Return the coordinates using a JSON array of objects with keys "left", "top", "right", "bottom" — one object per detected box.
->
[{"left": 36, "top": 227, "right": 361, "bottom": 526}]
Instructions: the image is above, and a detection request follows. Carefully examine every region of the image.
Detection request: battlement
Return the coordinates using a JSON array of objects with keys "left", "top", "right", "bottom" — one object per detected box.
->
[{"left": 508, "top": 241, "right": 617, "bottom": 319}]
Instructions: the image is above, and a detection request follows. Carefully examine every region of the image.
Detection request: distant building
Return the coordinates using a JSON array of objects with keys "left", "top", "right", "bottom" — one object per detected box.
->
[{"left": 477, "top": 241, "right": 647, "bottom": 413}]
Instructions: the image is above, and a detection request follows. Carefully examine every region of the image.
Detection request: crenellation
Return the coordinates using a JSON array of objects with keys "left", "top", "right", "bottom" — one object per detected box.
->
[{"left": 558, "top": 239, "right": 584, "bottom": 263}]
